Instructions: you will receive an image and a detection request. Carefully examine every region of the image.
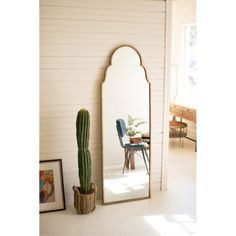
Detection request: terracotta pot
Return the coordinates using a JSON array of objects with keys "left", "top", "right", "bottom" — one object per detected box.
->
[
  {"left": 72, "top": 183, "right": 97, "bottom": 214},
  {"left": 130, "top": 137, "right": 142, "bottom": 144}
]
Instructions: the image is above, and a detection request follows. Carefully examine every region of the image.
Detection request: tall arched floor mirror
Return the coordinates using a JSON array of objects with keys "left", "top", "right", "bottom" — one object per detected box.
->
[{"left": 101, "top": 45, "right": 151, "bottom": 204}]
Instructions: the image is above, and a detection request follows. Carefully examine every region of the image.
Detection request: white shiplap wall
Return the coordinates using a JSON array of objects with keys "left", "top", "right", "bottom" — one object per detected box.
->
[{"left": 40, "top": 0, "right": 167, "bottom": 205}]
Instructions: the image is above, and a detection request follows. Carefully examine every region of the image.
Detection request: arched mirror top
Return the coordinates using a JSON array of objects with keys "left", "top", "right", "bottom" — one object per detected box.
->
[
  {"left": 103, "top": 45, "right": 150, "bottom": 85},
  {"left": 111, "top": 46, "right": 140, "bottom": 66}
]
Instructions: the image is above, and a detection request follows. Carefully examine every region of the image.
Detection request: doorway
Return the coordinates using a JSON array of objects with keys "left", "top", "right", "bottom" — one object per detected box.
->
[{"left": 166, "top": 0, "right": 197, "bottom": 216}]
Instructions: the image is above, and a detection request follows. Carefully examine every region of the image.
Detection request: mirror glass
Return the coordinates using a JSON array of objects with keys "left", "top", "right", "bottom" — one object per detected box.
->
[{"left": 102, "top": 46, "right": 151, "bottom": 204}]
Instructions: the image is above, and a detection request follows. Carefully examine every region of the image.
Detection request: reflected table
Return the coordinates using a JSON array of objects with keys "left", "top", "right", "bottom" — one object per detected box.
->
[{"left": 125, "top": 136, "right": 150, "bottom": 170}]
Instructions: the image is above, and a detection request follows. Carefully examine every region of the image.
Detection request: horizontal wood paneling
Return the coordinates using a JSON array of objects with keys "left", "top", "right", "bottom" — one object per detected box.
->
[
  {"left": 40, "top": 0, "right": 166, "bottom": 205},
  {"left": 40, "top": 0, "right": 166, "bottom": 12},
  {"left": 40, "top": 57, "right": 165, "bottom": 69},
  {"left": 41, "top": 46, "right": 165, "bottom": 57},
  {"left": 40, "top": 32, "right": 165, "bottom": 46},
  {"left": 41, "top": 5, "right": 165, "bottom": 20}
]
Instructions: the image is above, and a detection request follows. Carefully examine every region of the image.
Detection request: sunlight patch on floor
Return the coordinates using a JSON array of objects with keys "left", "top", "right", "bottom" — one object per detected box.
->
[{"left": 144, "top": 214, "right": 197, "bottom": 235}]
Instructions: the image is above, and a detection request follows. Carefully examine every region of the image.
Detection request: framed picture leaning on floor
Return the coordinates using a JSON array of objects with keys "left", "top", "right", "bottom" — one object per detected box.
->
[{"left": 39, "top": 159, "right": 66, "bottom": 213}]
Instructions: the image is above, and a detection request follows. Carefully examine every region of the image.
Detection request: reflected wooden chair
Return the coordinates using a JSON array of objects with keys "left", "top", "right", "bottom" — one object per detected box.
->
[{"left": 116, "top": 119, "right": 149, "bottom": 174}]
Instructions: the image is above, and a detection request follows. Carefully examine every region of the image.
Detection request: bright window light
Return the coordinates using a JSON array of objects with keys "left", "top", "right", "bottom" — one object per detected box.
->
[{"left": 174, "top": 23, "right": 197, "bottom": 108}]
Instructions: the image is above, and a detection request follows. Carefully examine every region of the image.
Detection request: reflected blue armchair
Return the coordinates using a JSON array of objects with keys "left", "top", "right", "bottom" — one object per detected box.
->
[{"left": 116, "top": 119, "right": 149, "bottom": 174}]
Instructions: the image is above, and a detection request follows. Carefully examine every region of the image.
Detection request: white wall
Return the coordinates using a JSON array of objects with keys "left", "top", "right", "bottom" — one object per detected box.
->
[{"left": 40, "top": 0, "right": 167, "bottom": 205}]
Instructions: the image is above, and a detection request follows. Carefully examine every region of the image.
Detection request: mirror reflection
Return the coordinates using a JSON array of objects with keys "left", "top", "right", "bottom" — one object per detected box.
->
[{"left": 102, "top": 46, "right": 151, "bottom": 204}]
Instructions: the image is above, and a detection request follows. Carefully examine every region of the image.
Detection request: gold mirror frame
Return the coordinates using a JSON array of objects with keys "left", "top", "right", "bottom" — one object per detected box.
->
[{"left": 101, "top": 45, "right": 152, "bottom": 205}]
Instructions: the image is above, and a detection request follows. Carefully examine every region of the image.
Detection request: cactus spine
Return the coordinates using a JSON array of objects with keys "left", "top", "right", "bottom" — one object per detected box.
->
[{"left": 76, "top": 109, "right": 91, "bottom": 194}]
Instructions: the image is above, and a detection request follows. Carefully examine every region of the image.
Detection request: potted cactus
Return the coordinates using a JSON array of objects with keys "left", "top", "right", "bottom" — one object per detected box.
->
[{"left": 72, "top": 108, "right": 97, "bottom": 214}]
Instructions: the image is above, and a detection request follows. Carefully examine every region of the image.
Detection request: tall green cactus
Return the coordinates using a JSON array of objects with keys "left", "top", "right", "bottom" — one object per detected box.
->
[{"left": 76, "top": 108, "right": 91, "bottom": 194}]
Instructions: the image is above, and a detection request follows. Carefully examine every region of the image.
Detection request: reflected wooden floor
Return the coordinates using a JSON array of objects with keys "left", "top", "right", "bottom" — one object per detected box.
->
[{"left": 104, "top": 165, "right": 149, "bottom": 203}]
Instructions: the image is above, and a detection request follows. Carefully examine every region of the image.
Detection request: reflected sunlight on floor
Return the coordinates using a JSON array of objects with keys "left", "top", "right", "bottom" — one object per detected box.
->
[{"left": 104, "top": 168, "right": 149, "bottom": 202}]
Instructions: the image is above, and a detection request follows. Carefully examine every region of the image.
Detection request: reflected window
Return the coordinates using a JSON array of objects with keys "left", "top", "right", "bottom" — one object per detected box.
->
[{"left": 176, "top": 23, "right": 197, "bottom": 107}]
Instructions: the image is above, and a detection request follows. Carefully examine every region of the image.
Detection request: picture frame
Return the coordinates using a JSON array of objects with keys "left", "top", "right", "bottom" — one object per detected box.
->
[{"left": 40, "top": 159, "right": 66, "bottom": 213}]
